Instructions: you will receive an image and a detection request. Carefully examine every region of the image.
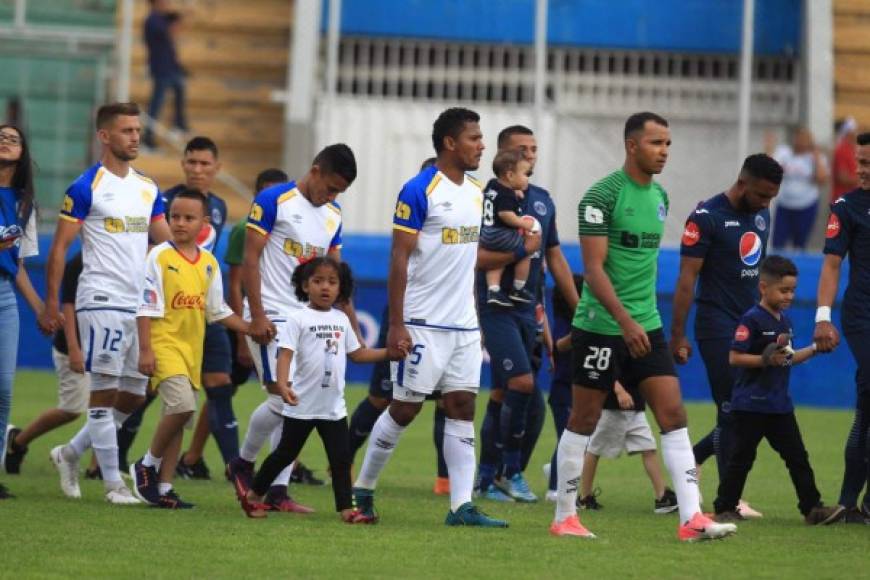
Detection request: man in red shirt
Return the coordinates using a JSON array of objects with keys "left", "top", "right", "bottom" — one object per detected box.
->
[{"left": 832, "top": 117, "right": 858, "bottom": 203}]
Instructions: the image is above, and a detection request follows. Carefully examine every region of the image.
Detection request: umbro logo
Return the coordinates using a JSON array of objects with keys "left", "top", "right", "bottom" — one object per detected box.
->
[
  {"left": 291, "top": 214, "right": 303, "bottom": 224},
  {"left": 442, "top": 202, "right": 453, "bottom": 211},
  {"left": 374, "top": 438, "right": 395, "bottom": 451},
  {"left": 167, "top": 265, "right": 180, "bottom": 273}
]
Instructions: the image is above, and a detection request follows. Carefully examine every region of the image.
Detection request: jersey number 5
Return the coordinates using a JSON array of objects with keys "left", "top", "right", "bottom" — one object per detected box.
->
[
  {"left": 409, "top": 344, "right": 425, "bottom": 365},
  {"left": 583, "top": 346, "right": 612, "bottom": 371}
]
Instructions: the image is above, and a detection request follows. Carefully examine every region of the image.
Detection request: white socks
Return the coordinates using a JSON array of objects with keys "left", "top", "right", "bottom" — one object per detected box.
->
[
  {"left": 158, "top": 482, "right": 172, "bottom": 495},
  {"left": 443, "top": 418, "right": 476, "bottom": 512},
  {"left": 142, "top": 450, "right": 163, "bottom": 472},
  {"left": 355, "top": 411, "right": 405, "bottom": 490},
  {"left": 269, "top": 424, "right": 295, "bottom": 487},
  {"left": 88, "top": 407, "right": 121, "bottom": 484},
  {"left": 68, "top": 425, "right": 92, "bottom": 459},
  {"left": 555, "top": 429, "right": 589, "bottom": 522},
  {"left": 661, "top": 427, "right": 701, "bottom": 524},
  {"left": 112, "top": 409, "right": 131, "bottom": 430},
  {"left": 240, "top": 397, "right": 283, "bottom": 462}
]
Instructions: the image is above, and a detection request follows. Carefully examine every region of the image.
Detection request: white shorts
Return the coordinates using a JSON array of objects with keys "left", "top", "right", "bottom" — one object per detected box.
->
[
  {"left": 391, "top": 326, "right": 481, "bottom": 402},
  {"left": 52, "top": 347, "right": 89, "bottom": 413},
  {"left": 245, "top": 313, "right": 288, "bottom": 386},
  {"left": 588, "top": 409, "right": 657, "bottom": 459},
  {"left": 77, "top": 309, "right": 145, "bottom": 380}
]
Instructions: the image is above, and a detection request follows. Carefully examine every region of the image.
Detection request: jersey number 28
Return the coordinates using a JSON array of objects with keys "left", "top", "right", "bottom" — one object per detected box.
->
[{"left": 583, "top": 346, "right": 612, "bottom": 371}]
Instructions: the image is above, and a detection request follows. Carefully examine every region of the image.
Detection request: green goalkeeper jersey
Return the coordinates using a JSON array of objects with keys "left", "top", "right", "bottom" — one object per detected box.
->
[{"left": 574, "top": 169, "right": 669, "bottom": 335}]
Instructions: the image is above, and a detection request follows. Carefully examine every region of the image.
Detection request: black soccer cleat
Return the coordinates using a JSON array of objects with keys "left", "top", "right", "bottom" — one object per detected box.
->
[
  {"left": 4, "top": 427, "right": 26, "bottom": 474},
  {"left": 577, "top": 488, "right": 603, "bottom": 511},
  {"left": 130, "top": 460, "right": 161, "bottom": 506},
  {"left": 487, "top": 289, "right": 513, "bottom": 307},
  {"left": 654, "top": 487, "right": 679, "bottom": 514},
  {"left": 508, "top": 288, "right": 535, "bottom": 304},
  {"left": 154, "top": 489, "right": 195, "bottom": 509},
  {"left": 176, "top": 456, "right": 211, "bottom": 480},
  {"left": 289, "top": 462, "right": 326, "bottom": 486}
]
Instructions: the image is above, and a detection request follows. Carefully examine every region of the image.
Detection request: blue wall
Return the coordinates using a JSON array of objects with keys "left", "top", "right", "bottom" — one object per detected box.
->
[
  {"left": 18, "top": 232, "right": 856, "bottom": 409},
  {"left": 328, "top": 0, "right": 801, "bottom": 55}
]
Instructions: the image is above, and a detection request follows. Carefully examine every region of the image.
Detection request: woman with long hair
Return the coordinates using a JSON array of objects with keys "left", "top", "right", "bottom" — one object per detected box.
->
[{"left": 0, "top": 124, "right": 48, "bottom": 499}]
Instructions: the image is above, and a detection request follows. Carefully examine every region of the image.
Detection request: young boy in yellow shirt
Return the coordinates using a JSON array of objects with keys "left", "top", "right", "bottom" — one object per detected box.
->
[{"left": 131, "top": 189, "right": 254, "bottom": 508}]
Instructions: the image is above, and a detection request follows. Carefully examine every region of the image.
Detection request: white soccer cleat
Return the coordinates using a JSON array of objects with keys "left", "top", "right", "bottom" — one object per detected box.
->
[
  {"left": 678, "top": 512, "right": 737, "bottom": 542},
  {"left": 105, "top": 483, "right": 141, "bottom": 505},
  {"left": 50, "top": 445, "right": 81, "bottom": 499}
]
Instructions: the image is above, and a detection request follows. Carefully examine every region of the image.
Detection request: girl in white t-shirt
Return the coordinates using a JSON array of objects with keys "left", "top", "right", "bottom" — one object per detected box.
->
[{"left": 237, "top": 257, "right": 406, "bottom": 522}]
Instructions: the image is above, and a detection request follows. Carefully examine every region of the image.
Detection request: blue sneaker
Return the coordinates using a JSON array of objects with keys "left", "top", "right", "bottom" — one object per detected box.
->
[
  {"left": 477, "top": 483, "right": 514, "bottom": 502},
  {"left": 445, "top": 502, "right": 508, "bottom": 527},
  {"left": 353, "top": 487, "right": 379, "bottom": 523},
  {"left": 130, "top": 459, "right": 160, "bottom": 506},
  {"left": 499, "top": 473, "right": 538, "bottom": 503}
]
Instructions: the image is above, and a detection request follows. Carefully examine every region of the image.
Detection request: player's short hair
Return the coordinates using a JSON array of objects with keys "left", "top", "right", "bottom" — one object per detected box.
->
[
  {"left": 492, "top": 149, "right": 524, "bottom": 178},
  {"left": 95, "top": 102, "right": 140, "bottom": 130},
  {"left": 291, "top": 256, "right": 354, "bottom": 304},
  {"left": 760, "top": 255, "right": 798, "bottom": 281},
  {"left": 741, "top": 153, "right": 783, "bottom": 185},
  {"left": 497, "top": 125, "right": 534, "bottom": 149},
  {"left": 857, "top": 132, "right": 870, "bottom": 146},
  {"left": 552, "top": 274, "right": 584, "bottom": 322},
  {"left": 624, "top": 111, "right": 668, "bottom": 140},
  {"left": 432, "top": 107, "right": 480, "bottom": 153},
  {"left": 169, "top": 188, "right": 208, "bottom": 214},
  {"left": 420, "top": 157, "right": 437, "bottom": 171},
  {"left": 255, "top": 168, "right": 288, "bottom": 193},
  {"left": 184, "top": 136, "right": 219, "bottom": 159},
  {"left": 313, "top": 143, "right": 357, "bottom": 184}
]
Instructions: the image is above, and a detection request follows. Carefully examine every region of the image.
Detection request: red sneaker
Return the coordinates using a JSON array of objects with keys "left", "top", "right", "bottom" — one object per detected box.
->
[
  {"left": 549, "top": 514, "right": 596, "bottom": 538},
  {"left": 269, "top": 495, "right": 315, "bottom": 514},
  {"left": 238, "top": 494, "right": 268, "bottom": 519},
  {"left": 678, "top": 511, "right": 737, "bottom": 542}
]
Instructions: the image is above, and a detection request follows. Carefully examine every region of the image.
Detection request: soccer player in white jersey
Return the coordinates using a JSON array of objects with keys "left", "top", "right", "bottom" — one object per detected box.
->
[
  {"left": 228, "top": 144, "right": 359, "bottom": 513},
  {"left": 38, "top": 102, "right": 170, "bottom": 504},
  {"left": 352, "top": 108, "right": 507, "bottom": 527}
]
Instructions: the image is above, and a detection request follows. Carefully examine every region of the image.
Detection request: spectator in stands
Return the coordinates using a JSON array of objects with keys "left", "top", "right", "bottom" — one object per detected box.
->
[
  {"left": 0, "top": 125, "right": 47, "bottom": 498},
  {"left": 832, "top": 117, "right": 859, "bottom": 203},
  {"left": 769, "top": 127, "right": 829, "bottom": 251},
  {"left": 143, "top": 0, "right": 188, "bottom": 149}
]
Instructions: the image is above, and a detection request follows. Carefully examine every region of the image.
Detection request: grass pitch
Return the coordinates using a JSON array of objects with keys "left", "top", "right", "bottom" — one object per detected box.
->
[{"left": 2, "top": 370, "right": 867, "bottom": 579}]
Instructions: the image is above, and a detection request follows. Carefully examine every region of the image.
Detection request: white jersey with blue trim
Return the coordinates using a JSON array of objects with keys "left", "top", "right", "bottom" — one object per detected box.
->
[
  {"left": 393, "top": 166, "right": 483, "bottom": 330},
  {"left": 60, "top": 162, "right": 165, "bottom": 311},
  {"left": 246, "top": 181, "right": 343, "bottom": 317}
]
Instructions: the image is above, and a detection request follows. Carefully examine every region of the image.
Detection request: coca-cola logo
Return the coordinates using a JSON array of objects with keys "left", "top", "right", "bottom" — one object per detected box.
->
[{"left": 171, "top": 291, "right": 204, "bottom": 310}]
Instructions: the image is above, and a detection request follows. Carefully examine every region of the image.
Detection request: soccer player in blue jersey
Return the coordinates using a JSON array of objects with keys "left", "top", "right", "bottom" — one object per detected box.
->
[
  {"left": 814, "top": 131, "right": 870, "bottom": 524},
  {"left": 475, "top": 126, "right": 579, "bottom": 502},
  {"left": 670, "top": 154, "right": 783, "bottom": 517},
  {"left": 352, "top": 108, "right": 507, "bottom": 527}
]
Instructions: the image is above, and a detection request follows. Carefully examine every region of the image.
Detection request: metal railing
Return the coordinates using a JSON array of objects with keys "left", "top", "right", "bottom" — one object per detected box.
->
[{"left": 332, "top": 37, "right": 800, "bottom": 124}]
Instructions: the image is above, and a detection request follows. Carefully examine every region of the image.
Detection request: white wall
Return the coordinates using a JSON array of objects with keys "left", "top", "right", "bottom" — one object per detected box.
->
[{"left": 317, "top": 96, "right": 782, "bottom": 247}]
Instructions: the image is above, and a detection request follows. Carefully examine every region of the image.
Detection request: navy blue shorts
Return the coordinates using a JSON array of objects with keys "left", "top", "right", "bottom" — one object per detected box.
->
[
  {"left": 202, "top": 322, "right": 232, "bottom": 375},
  {"left": 481, "top": 311, "right": 537, "bottom": 389},
  {"left": 697, "top": 337, "right": 736, "bottom": 412},
  {"left": 479, "top": 226, "right": 523, "bottom": 252}
]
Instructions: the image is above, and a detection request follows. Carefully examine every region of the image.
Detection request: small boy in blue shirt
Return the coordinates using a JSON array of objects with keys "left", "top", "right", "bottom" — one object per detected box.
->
[{"left": 713, "top": 256, "right": 843, "bottom": 525}]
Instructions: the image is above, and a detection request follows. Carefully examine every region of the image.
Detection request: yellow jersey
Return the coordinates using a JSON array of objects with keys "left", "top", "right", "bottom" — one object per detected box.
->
[{"left": 137, "top": 241, "right": 232, "bottom": 388}]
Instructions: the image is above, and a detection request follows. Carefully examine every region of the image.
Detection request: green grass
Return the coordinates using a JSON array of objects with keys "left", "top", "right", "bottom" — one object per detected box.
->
[{"left": 2, "top": 370, "right": 866, "bottom": 579}]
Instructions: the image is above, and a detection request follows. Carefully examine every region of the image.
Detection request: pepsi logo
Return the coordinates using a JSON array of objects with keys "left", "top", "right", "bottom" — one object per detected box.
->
[
  {"left": 826, "top": 214, "right": 841, "bottom": 239},
  {"left": 682, "top": 221, "right": 700, "bottom": 246},
  {"left": 739, "top": 232, "right": 762, "bottom": 266},
  {"left": 734, "top": 324, "right": 750, "bottom": 342}
]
